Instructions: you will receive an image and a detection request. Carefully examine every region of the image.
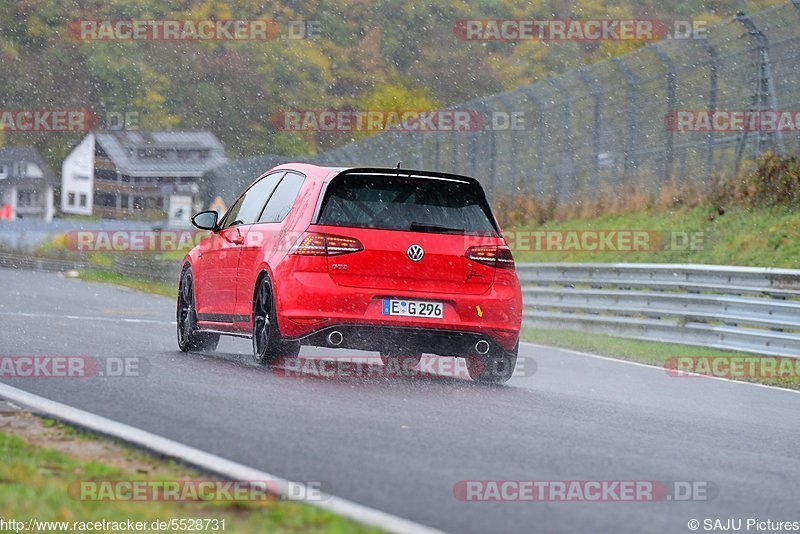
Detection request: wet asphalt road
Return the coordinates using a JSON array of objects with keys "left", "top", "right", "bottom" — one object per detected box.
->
[{"left": 1, "top": 268, "right": 799, "bottom": 533}]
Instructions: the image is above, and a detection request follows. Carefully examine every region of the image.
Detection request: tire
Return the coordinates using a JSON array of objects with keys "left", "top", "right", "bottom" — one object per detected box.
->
[
  {"left": 380, "top": 353, "right": 421, "bottom": 369},
  {"left": 466, "top": 342, "right": 518, "bottom": 384},
  {"left": 252, "top": 275, "right": 300, "bottom": 366},
  {"left": 177, "top": 267, "right": 220, "bottom": 352}
]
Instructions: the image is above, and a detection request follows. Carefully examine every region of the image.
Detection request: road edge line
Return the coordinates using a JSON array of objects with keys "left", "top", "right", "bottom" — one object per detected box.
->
[
  {"left": 521, "top": 341, "right": 800, "bottom": 395},
  {"left": 0, "top": 383, "right": 445, "bottom": 534}
]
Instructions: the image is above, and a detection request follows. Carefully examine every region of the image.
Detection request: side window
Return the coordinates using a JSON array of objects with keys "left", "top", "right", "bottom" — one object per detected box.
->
[
  {"left": 221, "top": 172, "right": 284, "bottom": 229},
  {"left": 258, "top": 172, "right": 305, "bottom": 223}
]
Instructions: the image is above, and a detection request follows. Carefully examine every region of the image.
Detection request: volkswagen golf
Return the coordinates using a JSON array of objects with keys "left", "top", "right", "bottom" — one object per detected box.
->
[{"left": 177, "top": 164, "right": 522, "bottom": 382}]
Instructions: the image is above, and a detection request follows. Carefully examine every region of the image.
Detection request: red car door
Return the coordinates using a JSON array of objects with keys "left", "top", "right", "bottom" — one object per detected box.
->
[
  {"left": 195, "top": 172, "right": 285, "bottom": 322},
  {"left": 194, "top": 225, "right": 245, "bottom": 319},
  {"left": 234, "top": 171, "right": 307, "bottom": 323}
]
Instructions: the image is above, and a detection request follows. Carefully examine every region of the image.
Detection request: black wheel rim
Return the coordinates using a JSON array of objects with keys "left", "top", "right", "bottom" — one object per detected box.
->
[
  {"left": 253, "top": 280, "right": 271, "bottom": 360},
  {"left": 178, "top": 271, "right": 194, "bottom": 344}
]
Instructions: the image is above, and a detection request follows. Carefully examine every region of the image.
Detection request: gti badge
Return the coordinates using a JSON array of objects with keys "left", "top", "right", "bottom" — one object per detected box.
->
[{"left": 407, "top": 244, "right": 424, "bottom": 262}]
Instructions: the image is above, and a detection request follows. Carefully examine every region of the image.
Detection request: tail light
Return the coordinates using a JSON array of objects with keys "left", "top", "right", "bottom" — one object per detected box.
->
[
  {"left": 292, "top": 232, "right": 363, "bottom": 256},
  {"left": 465, "top": 245, "right": 515, "bottom": 269}
]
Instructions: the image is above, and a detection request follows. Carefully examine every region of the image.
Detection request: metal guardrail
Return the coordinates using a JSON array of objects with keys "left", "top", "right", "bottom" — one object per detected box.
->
[
  {"left": 3, "top": 253, "right": 799, "bottom": 356},
  {"left": 518, "top": 263, "right": 800, "bottom": 357},
  {"left": 0, "top": 253, "right": 180, "bottom": 284}
]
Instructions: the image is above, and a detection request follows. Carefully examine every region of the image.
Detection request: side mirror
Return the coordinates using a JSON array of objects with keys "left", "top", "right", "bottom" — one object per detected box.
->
[{"left": 191, "top": 210, "right": 218, "bottom": 231}]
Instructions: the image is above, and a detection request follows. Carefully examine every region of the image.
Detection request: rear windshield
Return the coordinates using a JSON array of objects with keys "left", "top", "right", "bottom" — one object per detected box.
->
[{"left": 317, "top": 173, "right": 499, "bottom": 235}]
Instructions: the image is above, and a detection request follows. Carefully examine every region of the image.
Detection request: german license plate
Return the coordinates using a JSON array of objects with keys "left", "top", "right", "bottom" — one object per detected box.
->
[{"left": 382, "top": 299, "right": 443, "bottom": 319}]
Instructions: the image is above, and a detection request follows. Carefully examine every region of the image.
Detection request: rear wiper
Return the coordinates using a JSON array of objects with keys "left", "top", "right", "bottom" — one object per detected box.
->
[{"left": 409, "top": 222, "right": 466, "bottom": 234}]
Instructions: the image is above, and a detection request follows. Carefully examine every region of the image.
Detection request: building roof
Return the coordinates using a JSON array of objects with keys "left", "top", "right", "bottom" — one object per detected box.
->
[
  {"left": 94, "top": 130, "right": 228, "bottom": 177},
  {"left": 0, "top": 147, "right": 58, "bottom": 185}
]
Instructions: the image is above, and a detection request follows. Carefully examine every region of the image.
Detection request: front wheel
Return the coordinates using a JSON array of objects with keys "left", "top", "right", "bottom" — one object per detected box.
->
[
  {"left": 252, "top": 276, "right": 300, "bottom": 366},
  {"left": 466, "top": 342, "right": 518, "bottom": 384},
  {"left": 177, "top": 267, "right": 219, "bottom": 352}
]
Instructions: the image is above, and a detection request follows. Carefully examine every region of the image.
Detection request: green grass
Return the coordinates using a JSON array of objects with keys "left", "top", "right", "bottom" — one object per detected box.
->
[
  {"left": 522, "top": 327, "right": 800, "bottom": 390},
  {"left": 0, "top": 427, "right": 379, "bottom": 533},
  {"left": 510, "top": 204, "right": 800, "bottom": 268},
  {"left": 76, "top": 270, "right": 176, "bottom": 298}
]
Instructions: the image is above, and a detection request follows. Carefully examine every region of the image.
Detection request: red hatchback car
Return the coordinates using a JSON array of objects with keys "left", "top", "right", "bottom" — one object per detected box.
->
[{"left": 177, "top": 164, "right": 522, "bottom": 382}]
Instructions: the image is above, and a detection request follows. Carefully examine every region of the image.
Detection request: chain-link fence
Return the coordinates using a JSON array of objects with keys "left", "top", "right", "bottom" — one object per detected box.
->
[{"left": 311, "top": 2, "right": 800, "bottom": 203}]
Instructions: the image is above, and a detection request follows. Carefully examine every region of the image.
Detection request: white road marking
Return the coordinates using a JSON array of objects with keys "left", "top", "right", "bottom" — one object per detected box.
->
[
  {"left": 0, "top": 311, "right": 175, "bottom": 325},
  {"left": 0, "top": 383, "right": 445, "bottom": 534},
  {"left": 521, "top": 341, "right": 800, "bottom": 395}
]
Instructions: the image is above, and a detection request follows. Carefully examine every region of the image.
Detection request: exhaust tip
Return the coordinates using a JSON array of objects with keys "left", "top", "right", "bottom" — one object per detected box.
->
[
  {"left": 327, "top": 331, "right": 343, "bottom": 347},
  {"left": 475, "top": 339, "right": 490, "bottom": 355}
]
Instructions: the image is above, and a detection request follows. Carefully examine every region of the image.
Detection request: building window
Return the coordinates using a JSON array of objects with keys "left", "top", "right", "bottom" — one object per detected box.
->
[
  {"left": 18, "top": 190, "right": 38, "bottom": 207},
  {"left": 14, "top": 162, "right": 26, "bottom": 178},
  {"left": 95, "top": 169, "right": 115, "bottom": 181},
  {"left": 94, "top": 191, "right": 116, "bottom": 207},
  {"left": 79, "top": 194, "right": 87, "bottom": 208},
  {"left": 68, "top": 193, "right": 76, "bottom": 206},
  {"left": 75, "top": 174, "right": 89, "bottom": 181},
  {"left": 0, "top": 165, "right": 7, "bottom": 179}
]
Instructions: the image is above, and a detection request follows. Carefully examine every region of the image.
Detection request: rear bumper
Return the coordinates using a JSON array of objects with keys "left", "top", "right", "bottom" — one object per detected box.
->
[
  {"left": 275, "top": 269, "right": 522, "bottom": 352},
  {"left": 297, "top": 324, "right": 514, "bottom": 356}
]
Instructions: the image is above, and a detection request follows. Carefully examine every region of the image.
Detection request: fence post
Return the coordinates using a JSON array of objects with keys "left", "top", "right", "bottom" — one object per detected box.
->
[
  {"left": 521, "top": 86, "right": 546, "bottom": 198},
  {"left": 612, "top": 57, "right": 638, "bottom": 189},
  {"left": 485, "top": 101, "right": 497, "bottom": 202},
  {"left": 414, "top": 132, "right": 424, "bottom": 169},
  {"left": 697, "top": 39, "right": 719, "bottom": 190},
  {"left": 450, "top": 127, "right": 458, "bottom": 174},
  {"left": 653, "top": 45, "right": 676, "bottom": 185},
  {"left": 734, "top": 11, "right": 785, "bottom": 168},
  {"left": 547, "top": 78, "right": 574, "bottom": 199},
  {"left": 579, "top": 67, "right": 603, "bottom": 194},
  {"left": 432, "top": 130, "right": 440, "bottom": 170}
]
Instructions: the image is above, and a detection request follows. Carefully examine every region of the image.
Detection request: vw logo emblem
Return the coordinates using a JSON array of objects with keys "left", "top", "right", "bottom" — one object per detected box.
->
[{"left": 407, "top": 244, "right": 424, "bottom": 262}]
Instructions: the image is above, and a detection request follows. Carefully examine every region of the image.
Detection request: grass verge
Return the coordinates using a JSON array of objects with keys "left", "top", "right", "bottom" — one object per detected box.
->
[
  {"left": 0, "top": 411, "right": 378, "bottom": 533},
  {"left": 76, "top": 270, "right": 176, "bottom": 298},
  {"left": 509, "top": 204, "right": 800, "bottom": 268},
  {"left": 522, "top": 327, "right": 800, "bottom": 390}
]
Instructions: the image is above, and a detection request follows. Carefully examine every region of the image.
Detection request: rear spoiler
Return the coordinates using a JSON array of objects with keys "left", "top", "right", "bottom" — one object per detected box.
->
[{"left": 311, "top": 167, "right": 501, "bottom": 234}]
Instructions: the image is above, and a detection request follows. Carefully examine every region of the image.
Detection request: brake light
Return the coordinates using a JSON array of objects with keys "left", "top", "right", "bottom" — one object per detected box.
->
[
  {"left": 292, "top": 232, "right": 363, "bottom": 256},
  {"left": 465, "top": 245, "right": 515, "bottom": 269}
]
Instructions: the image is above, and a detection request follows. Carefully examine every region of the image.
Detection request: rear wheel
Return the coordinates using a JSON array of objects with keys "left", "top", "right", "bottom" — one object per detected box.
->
[
  {"left": 466, "top": 342, "right": 517, "bottom": 384},
  {"left": 177, "top": 267, "right": 219, "bottom": 352},
  {"left": 252, "top": 276, "right": 300, "bottom": 366}
]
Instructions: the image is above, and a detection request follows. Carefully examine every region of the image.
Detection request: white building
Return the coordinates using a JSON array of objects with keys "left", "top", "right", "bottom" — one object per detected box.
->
[
  {"left": 0, "top": 147, "right": 56, "bottom": 221},
  {"left": 61, "top": 130, "right": 227, "bottom": 220}
]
